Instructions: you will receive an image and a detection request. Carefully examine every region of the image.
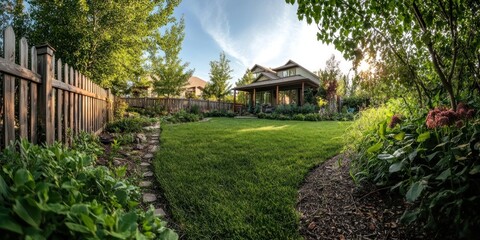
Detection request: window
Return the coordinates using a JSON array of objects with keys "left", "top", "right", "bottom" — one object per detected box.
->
[{"left": 288, "top": 68, "right": 296, "bottom": 76}]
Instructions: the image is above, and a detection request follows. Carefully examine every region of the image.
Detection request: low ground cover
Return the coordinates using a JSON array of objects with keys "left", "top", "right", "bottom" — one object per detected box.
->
[{"left": 154, "top": 118, "right": 350, "bottom": 239}]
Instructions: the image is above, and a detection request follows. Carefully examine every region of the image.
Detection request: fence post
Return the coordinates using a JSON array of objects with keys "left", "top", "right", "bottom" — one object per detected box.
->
[
  {"left": 106, "top": 88, "right": 113, "bottom": 123},
  {"left": 36, "top": 44, "right": 55, "bottom": 145}
]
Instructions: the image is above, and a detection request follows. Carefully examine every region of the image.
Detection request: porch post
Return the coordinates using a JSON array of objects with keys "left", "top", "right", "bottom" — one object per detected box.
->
[
  {"left": 300, "top": 82, "right": 305, "bottom": 106},
  {"left": 233, "top": 90, "right": 236, "bottom": 112},
  {"left": 275, "top": 85, "right": 279, "bottom": 106},
  {"left": 253, "top": 88, "right": 256, "bottom": 106}
]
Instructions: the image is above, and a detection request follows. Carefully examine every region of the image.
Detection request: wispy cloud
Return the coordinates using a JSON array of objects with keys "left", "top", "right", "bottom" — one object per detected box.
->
[{"left": 188, "top": 0, "right": 351, "bottom": 81}]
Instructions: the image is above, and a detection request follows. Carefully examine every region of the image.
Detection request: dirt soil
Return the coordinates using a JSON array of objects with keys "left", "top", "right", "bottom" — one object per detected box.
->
[{"left": 297, "top": 155, "right": 427, "bottom": 240}]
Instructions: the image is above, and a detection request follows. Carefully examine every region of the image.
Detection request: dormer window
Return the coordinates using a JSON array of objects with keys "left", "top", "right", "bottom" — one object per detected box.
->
[
  {"left": 288, "top": 68, "right": 296, "bottom": 76},
  {"left": 279, "top": 68, "right": 296, "bottom": 77}
]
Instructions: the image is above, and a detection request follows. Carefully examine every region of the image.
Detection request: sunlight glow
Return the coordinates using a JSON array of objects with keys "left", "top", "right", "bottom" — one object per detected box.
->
[{"left": 238, "top": 125, "right": 289, "bottom": 132}]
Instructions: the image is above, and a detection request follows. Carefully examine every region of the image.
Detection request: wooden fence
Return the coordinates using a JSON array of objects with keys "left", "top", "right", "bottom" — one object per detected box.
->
[
  {"left": 122, "top": 97, "right": 236, "bottom": 112},
  {"left": 0, "top": 26, "right": 114, "bottom": 149}
]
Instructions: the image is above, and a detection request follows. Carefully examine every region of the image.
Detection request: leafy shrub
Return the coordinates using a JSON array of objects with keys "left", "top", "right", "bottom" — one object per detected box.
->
[
  {"left": 292, "top": 114, "right": 305, "bottom": 121},
  {"left": 72, "top": 131, "right": 103, "bottom": 156},
  {"left": 277, "top": 114, "right": 290, "bottom": 120},
  {"left": 342, "top": 95, "right": 370, "bottom": 112},
  {"left": 0, "top": 140, "right": 177, "bottom": 239},
  {"left": 274, "top": 103, "right": 317, "bottom": 116},
  {"left": 204, "top": 109, "right": 236, "bottom": 118},
  {"left": 304, "top": 113, "right": 320, "bottom": 121},
  {"left": 189, "top": 105, "right": 201, "bottom": 115},
  {"left": 114, "top": 99, "right": 129, "bottom": 118},
  {"left": 163, "top": 110, "right": 202, "bottom": 124},
  {"left": 257, "top": 112, "right": 267, "bottom": 119},
  {"left": 106, "top": 117, "right": 155, "bottom": 133},
  {"left": 349, "top": 103, "right": 480, "bottom": 238}
]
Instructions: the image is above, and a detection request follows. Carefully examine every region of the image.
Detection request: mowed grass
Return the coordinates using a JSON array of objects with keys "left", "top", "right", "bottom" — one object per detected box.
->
[{"left": 154, "top": 118, "right": 350, "bottom": 239}]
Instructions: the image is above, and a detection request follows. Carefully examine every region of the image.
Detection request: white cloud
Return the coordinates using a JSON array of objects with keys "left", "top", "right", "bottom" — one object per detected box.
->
[{"left": 189, "top": 0, "right": 352, "bottom": 82}]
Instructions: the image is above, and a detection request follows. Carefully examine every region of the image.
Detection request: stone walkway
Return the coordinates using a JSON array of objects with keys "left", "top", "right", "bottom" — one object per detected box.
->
[{"left": 138, "top": 124, "right": 166, "bottom": 218}]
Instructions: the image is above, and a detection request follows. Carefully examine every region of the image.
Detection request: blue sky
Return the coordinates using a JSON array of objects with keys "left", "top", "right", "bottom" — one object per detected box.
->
[{"left": 173, "top": 0, "right": 352, "bottom": 86}]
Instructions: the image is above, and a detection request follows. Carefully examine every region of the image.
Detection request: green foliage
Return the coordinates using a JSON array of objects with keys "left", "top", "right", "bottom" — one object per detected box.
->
[
  {"left": 235, "top": 69, "right": 255, "bottom": 104},
  {"left": 342, "top": 95, "right": 370, "bottom": 112},
  {"left": 348, "top": 104, "right": 480, "bottom": 238},
  {"left": 154, "top": 118, "right": 349, "bottom": 239},
  {"left": 106, "top": 117, "right": 155, "bottom": 133},
  {"left": 72, "top": 132, "right": 103, "bottom": 156},
  {"left": 149, "top": 18, "right": 194, "bottom": 98},
  {"left": 203, "top": 109, "right": 235, "bottom": 118},
  {"left": 114, "top": 99, "right": 129, "bottom": 119},
  {"left": 0, "top": 140, "right": 177, "bottom": 239},
  {"left": 26, "top": 0, "right": 181, "bottom": 93},
  {"left": 274, "top": 103, "right": 317, "bottom": 116},
  {"left": 162, "top": 110, "right": 202, "bottom": 124},
  {"left": 188, "top": 105, "right": 201, "bottom": 115},
  {"left": 203, "top": 52, "right": 233, "bottom": 101},
  {"left": 292, "top": 114, "right": 305, "bottom": 121},
  {"left": 288, "top": 0, "right": 480, "bottom": 109}
]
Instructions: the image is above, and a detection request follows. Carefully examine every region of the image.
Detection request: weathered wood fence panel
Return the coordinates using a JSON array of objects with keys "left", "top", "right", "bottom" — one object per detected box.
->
[
  {"left": 122, "top": 97, "right": 236, "bottom": 113},
  {"left": 0, "top": 26, "right": 114, "bottom": 149}
]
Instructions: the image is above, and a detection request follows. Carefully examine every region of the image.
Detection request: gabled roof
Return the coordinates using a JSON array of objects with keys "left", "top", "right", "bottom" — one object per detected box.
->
[
  {"left": 250, "top": 64, "right": 276, "bottom": 74},
  {"left": 253, "top": 71, "right": 279, "bottom": 82},
  {"left": 187, "top": 76, "right": 207, "bottom": 88},
  {"left": 272, "top": 60, "right": 299, "bottom": 71}
]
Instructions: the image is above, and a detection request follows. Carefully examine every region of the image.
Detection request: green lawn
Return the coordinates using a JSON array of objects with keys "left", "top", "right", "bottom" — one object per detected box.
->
[{"left": 154, "top": 118, "right": 350, "bottom": 239}]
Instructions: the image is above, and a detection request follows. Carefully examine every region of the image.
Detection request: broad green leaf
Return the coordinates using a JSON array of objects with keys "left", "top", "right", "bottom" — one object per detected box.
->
[
  {"left": 115, "top": 189, "right": 128, "bottom": 206},
  {"left": 13, "top": 199, "right": 41, "bottom": 229},
  {"left": 80, "top": 214, "right": 96, "bottom": 233},
  {"left": 0, "top": 174, "right": 9, "bottom": 199},
  {"left": 426, "top": 151, "right": 440, "bottom": 161},
  {"left": 389, "top": 162, "right": 404, "bottom": 173},
  {"left": 469, "top": 165, "right": 480, "bottom": 175},
  {"left": 416, "top": 132, "right": 431, "bottom": 143},
  {"left": 158, "top": 228, "right": 179, "bottom": 240},
  {"left": 435, "top": 169, "right": 451, "bottom": 181},
  {"left": 394, "top": 131, "right": 405, "bottom": 141},
  {"left": 70, "top": 204, "right": 89, "bottom": 215},
  {"left": 406, "top": 181, "right": 425, "bottom": 202},
  {"left": 65, "top": 222, "right": 90, "bottom": 234},
  {"left": 400, "top": 210, "right": 420, "bottom": 224},
  {"left": 378, "top": 121, "right": 387, "bottom": 139},
  {"left": 367, "top": 142, "right": 383, "bottom": 153},
  {"left": 393, "top": 149, "right": 405, "bottom": 158},
  {"left": 377, "top": 154, "right": 395, "bottom": 161},
  {"left": 0, "top": 213, "right": 23, "bottom": 234},
  {"left": 408, "top": 150, "right": 418, "bottom": 161},
  {"left": 119, "top": 212, "right": 138, "bottom": 233},
  {"left": 14, "top": 169, "right": 34, "bottom": 187}
]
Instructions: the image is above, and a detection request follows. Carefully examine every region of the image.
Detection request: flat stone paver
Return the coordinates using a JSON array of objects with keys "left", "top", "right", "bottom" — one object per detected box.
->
[
  {"left": 143, "top": 171, "right": 154, "bottom": 177},
  {"left": 143, "top": 153, "right": 154, "bottom": 159},
  {"left": 200, "top": 118, "right": 212, "bottom": 122},
  {"left": 143, "top": 193, "right": 157, "bottom": 203},
  {"left": 139, "top": 181, "right": 152, "bottom": 187},
  {"left": 154, "top": 208, "right": 166, "bottom": 217},
  {"left": 149, "top": 146, "right": 158, "bottom": 153},
  {"left": 149, "top": 140, "right": 159, "bottom": 144},
  {"left": 140, "top": 162, "right": 151, "bottom": 167}
]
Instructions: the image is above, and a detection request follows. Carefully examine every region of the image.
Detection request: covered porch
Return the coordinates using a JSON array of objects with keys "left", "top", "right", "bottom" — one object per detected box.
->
[{"left": 232, "top": 76, "right": 319, "bottom": 112}]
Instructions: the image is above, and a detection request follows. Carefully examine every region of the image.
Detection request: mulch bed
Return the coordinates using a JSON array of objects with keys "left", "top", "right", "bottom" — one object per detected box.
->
[{"left": 297, "top": 155, "right": 427, "bottom": 240}]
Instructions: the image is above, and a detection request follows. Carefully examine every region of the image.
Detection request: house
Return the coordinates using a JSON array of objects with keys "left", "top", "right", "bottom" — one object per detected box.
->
[
  {"left": 181, "top": 76, "right": 207, "bottom": 98},
  {"left": 233, "top": 60, "right": 319, "bottom": 108}
]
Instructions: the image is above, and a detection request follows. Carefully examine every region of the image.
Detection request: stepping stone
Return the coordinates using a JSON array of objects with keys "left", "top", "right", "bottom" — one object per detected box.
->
[
  {"left": 143, "top": 153, "right": 154, "bottom": 159},
  {"left": 140, "top": 162, "right": 151, "bottom": 168},
  {"left": 139, "top": 181, "right": 152, "bottom": 187},
  {"left": 150, "top": 134, "right": 159, "bottom": 138},
  {"left": 201, "top": 118, "right": 212, "bottom": 122},
  {"left": 113, "top": 157, "right": 125, "bottom": 166},
  {"left": 143, "top": 171, "right": 154, "bottom": 177},
  {"left": 149, "top": 140, "right": 159, "bottom": 144},
  {"left": 135, "top": 133, "right": 148, "bottom": 143},
  {"left": 134, "top": 144, "right": 145, "bottom": 150},
  {"left": 150, "top": 136, "right": 159, "bottom": 140},
  {"left": 154, "top": 208, "right": 166, "bottom": 217},
  {"left": 143, "top": 193, "right": 157, "bottom": 203},
  {"left": 149, "top": 146, "right": 158, "bottom": 153}
]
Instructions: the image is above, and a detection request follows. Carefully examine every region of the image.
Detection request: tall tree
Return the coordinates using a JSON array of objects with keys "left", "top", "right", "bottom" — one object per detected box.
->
[
  {"left": 204, "top": 52, "right": 233, "bottom": 101},
  {"left": 235, "top": 69, "right": 255, "bottom": 104},
  {"left": 149, "top": 18, "right": 194, "bottom": 99},
  {"left": 1, "top": 0, "right": 30, "bottom": 54},
  {"left": 27, "top": 0, "right": 181, "bottom": 93},
  {"left": 287, "top": 0, "right": 480, "bottom": 109}
]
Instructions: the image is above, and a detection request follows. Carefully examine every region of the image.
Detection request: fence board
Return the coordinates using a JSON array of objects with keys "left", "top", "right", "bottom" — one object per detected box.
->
[
  {"left": 121, "top": 97, "right": 238, "bottom": 113},
  {"left": 56, "top": 58, "right": 63, "bottom": 142},
  {"left": 30, "top": 46, "right": 38, "bottom": 143},
  {"left": 19, "top": 37, "right": 29, "bottom": 139},
  {"left": 3, "top": 26, "right": 16, "bottom": 146}
]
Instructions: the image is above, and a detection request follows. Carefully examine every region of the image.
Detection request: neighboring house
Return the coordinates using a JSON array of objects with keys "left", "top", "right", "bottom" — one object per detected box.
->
[
  {"left": 233, "top": 60, "right": 319, "bottom": 107},
  {"left": 181, "top": 76, "right": 207, "bottom": 98}
]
